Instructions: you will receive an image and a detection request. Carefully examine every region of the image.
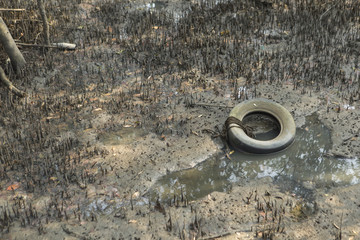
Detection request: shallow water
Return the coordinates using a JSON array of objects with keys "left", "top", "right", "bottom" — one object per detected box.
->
[
  {"left": 151, "top": 114, "right": 360, "bottom": 201},
  {"left": 145, "top": 1, "right": 167, "bottom": 10},
  {"left": 242, "top": 112, "right": 280, "bottom": 140}
]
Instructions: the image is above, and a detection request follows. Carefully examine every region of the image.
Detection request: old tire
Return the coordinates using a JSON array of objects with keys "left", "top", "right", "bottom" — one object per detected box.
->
[{"left": 228, "top": 99, "right": 296, "bottom": 154}]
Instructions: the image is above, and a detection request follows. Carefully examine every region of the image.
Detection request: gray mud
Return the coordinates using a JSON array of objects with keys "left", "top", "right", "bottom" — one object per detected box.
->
[{"left": 0, "top": 0, "right": 359, "bottom": 239}]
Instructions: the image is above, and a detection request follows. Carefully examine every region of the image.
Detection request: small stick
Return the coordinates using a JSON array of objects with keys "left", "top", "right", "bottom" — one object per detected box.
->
[
  {"left": 319, "top": 4, "right": 336, "bottom": 20},
  {"left": 191, "top": 102, "right": 234, "bottom": 108},
  {"left": 199, "top": 229, "right": 252, "bottom": 240}
]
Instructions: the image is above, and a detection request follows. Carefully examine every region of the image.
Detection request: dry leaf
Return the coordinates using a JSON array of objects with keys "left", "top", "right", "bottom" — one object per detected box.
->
[{"left": 7, "top": 183, "right": 20, "bottom": 191}]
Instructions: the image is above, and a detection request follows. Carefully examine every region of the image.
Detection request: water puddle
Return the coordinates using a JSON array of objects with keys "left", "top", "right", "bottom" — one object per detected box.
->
[
  {"left": 151, "top": 114, "right": 360, "bottom": 201},
  {"left": 144, "top": 1, "right": 167, "bottom": 10},
  {"left": 99, "top": 127, "right": 147, "bottom": 145},
  {"left": 134, "top": 0, "right": 190, "bottom": 24}
]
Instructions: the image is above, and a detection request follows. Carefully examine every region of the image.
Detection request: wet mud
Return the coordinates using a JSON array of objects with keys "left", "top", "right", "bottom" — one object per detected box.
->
[{"left": 0, "top": 0, "right": 359, "bottom": 239}]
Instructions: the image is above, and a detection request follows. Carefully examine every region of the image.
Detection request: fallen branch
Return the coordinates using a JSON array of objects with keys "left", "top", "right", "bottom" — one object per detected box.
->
[
  {"left": 16, "top": 42, "right": 76, "bottom": 50},
  {"left": 0, "top": 66, "right": 26, "bottom": 97},
  {"left": 0, "top": 8, "right": 26, "bottom": 12},
  {"left": 16, "top": 43, "right": 57, "bottom": 48}
]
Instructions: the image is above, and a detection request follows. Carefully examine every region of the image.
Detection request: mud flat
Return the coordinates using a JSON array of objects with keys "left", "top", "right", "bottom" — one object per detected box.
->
[
  {"left": 2, "top": 79, "right": 359, "bottom": 240},
  {"left": 0, "top": 0, "right": 359, "bottom": 239}
]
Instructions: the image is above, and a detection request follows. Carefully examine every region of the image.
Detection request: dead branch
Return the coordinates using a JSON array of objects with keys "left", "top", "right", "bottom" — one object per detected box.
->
[
  {"left": 16, "top": 43, "right": 57, "bottom": 48},
  {"left": 0, "top": 8, "right": 26, "bottom": 12},
  {"left": 16, "top": 42, "right": 76, "bottom": 50},
  {"left": 0, "top": 66, "right": 26, "bottom": 97}
]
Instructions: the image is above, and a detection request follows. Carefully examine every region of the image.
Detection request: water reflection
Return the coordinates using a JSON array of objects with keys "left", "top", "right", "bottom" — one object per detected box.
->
[{"left": 152, "top": 114, "right": 360, "bottom": 201}]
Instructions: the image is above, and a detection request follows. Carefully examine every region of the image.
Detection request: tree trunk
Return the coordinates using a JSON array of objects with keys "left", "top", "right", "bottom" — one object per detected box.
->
[
  {"left": 0, "top": 17, "right": 26, "bottom": 73},
  {"left": 37, "top": 0, "right": 50, "bottom": 46}
]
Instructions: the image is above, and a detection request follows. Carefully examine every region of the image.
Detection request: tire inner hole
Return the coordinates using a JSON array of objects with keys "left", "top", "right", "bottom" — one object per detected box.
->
[{"left": 242, "top": 112, "right": 281, "bottom": 140}]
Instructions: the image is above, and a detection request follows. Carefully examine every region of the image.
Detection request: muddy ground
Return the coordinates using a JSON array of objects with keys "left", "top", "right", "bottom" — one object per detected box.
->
[{"left": 0, "top": 0, "right": 360, "bottom": 239}]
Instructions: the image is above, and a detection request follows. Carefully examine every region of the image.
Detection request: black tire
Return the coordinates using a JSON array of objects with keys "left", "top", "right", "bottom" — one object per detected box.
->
[{"left": 228, "top": 98, "right": 296, "bottom": 154}]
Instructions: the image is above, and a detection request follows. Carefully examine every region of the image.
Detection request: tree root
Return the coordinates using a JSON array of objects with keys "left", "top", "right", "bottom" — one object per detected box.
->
[{"left": 0, "top": 66, "right": 26, "bottom": 97}]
